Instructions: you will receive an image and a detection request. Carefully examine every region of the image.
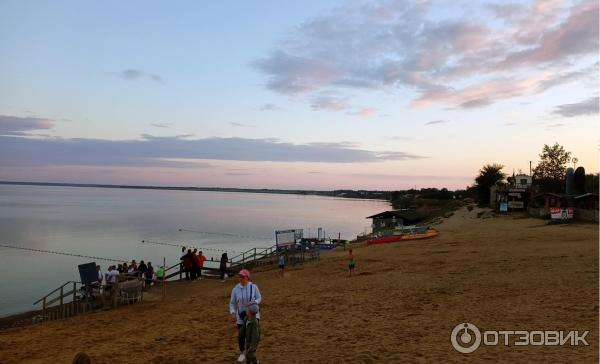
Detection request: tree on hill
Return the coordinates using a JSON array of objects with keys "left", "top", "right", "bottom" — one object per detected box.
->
[
  {"left": 474, "top": 163, "right": 506, "bottom": 206},
  {"left": 532, "top": 143, "right": 571, "bottom": 192}
]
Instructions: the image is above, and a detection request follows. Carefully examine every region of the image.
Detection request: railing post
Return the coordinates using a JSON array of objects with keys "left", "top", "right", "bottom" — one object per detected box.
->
[
  {"left": 59, "top": 286, "right": 64, "bottom": 319},
  {"left": 42, "top": 297, "right": 46, "bottom": 322},
  {"left": 72, "top": 282, "right": 76, "bottom": 317}
]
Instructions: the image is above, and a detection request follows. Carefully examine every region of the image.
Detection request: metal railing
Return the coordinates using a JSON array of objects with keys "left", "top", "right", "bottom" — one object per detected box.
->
[{"left": 164, "top": 237, "right": 342, "bottom": 282}]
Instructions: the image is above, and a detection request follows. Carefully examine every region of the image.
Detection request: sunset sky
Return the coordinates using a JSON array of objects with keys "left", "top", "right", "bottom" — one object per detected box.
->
[{"left": 0, "top": 0, "right": 598, "bottom": 190}]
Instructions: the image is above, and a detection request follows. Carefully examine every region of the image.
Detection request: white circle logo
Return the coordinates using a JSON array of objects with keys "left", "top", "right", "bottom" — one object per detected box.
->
[{"left": 451, "top": 322, "right": 481, "bottom": 353}]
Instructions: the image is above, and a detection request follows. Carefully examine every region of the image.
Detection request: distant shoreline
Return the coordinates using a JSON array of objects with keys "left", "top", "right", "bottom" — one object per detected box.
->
[{"left": 0, "top": 181, "right": 390, "bottom": 201}]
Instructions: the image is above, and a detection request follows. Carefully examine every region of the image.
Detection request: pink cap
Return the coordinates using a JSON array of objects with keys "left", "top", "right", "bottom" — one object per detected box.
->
[{"left": 237, "top": 269, "right": 250, "bottom": 278}]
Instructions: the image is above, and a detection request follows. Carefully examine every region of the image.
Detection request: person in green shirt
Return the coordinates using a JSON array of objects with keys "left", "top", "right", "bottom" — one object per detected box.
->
[
  {"left": 156, "top": 265, "right": 165, "bottom": 280},
  {"left": 241, "top": 303, "right": 261, "bottom": 364}
]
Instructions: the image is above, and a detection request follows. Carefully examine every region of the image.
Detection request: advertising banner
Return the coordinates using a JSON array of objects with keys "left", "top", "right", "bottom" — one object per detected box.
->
[{"left": 550, "top": 208, "right": 574, "bottom": 220}]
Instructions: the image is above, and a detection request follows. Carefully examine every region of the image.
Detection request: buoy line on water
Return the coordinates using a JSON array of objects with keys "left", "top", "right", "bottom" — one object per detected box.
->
[
  {"left": 178, "top": 228, "right": 271, "bottom": 241},
  {"left": 0, "top": 243, "right": 126, "bottom": 262},
  {"left": 141, "top": 239, "right": 240, "bottom": 254}
]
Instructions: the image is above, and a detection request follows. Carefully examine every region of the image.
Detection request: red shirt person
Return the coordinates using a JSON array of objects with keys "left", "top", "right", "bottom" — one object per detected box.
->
[{"left": 196, "top": 251, "right": 206, "bottom": 278}]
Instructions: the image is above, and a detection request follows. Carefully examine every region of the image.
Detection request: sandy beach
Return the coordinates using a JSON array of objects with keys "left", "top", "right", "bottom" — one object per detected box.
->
[{"left": 0, "top": 207, "right": 597, "bottom": 363}]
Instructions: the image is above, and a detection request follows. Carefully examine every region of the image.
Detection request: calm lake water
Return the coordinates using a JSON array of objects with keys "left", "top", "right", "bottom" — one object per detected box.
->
[{"left": 0, "top": 185, "right": 388, "bottom": 317}]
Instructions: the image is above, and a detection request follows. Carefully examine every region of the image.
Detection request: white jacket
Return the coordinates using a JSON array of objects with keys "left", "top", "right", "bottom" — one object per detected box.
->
[{"left": 229, "top": 282, "right": 262, "bottom": 324}]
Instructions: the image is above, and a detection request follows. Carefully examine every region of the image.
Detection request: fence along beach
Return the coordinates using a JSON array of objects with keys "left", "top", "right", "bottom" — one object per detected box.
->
[{"left": 0, "top": 206, "right": 597, "bottom": 363}]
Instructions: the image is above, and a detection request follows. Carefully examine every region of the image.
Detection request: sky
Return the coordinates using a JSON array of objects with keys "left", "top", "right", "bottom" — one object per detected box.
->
[{"left": 0, "top": 0, "right": 598, "bottom": 190}]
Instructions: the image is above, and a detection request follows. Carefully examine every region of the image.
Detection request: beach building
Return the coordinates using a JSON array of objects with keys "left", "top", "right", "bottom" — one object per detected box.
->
[
  {"left": 367, "top": 210, "right": 425, "bottom": 233},
  {"left": 513, "top": 174, "right": 532, "bottom": 189},
  {"left": 528, "top": 193, "right": 567, "bottom": 218},
  {"left": 491, "top": 181, "right": 530, "bottom": 212}
]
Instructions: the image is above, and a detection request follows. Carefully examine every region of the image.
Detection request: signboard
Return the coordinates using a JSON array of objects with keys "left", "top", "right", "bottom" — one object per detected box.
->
[
  {"left": 78, "top": 262, "right": 98, "bottom": 286},
  {"left": 550, "top": 208, "right": 574, "bottom": 220},
  {"left": 275, "top": 229, "right": 303, "bottom": 247},
  {"left": 499, "top": 202, "right": 508, "bottom": 212},
  {"left": 508, "top": 201, "right": 524, "bottom": 209}
]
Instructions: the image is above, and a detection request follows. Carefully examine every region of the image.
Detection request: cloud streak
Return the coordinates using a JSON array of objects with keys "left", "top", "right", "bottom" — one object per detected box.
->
[
  {"left": 117, "top": 69, "right": 164, "bottom": 84},
  {"left": 151, "top": 122, "right": 174, "bottom": 128},
  {"left": 0, "top": 135, "right": 425, "bottom": 168},
  {"left": 259, "top": 103, "right": 281, "bottom": 111},
  {"left": 425, "top": 120, "right": 449, "bottom": 126},
  {"left": 229, "top": 122, "right": 255, "bottom": 128},
  {"left": 0, "top": 115, "right": 53, "bottom": 135},
  {"left": 552, "top": 97, "right": 599, "bottom": 117}
]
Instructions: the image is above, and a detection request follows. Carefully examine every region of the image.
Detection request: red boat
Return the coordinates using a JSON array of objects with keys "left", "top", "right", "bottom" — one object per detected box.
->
[{"left": 366, "top": 235, "right": 403, "bottom": 244}]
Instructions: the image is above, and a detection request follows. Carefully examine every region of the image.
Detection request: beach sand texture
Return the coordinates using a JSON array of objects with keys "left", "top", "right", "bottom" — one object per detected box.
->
[{"left": 0, "top": 207, "right": 597, "bottom": 363}]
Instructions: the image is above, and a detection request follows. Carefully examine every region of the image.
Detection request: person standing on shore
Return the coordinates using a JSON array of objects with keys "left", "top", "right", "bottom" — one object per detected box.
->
[
  {"left": 145, "top": 262, "right": 154, "bottom": 287},
  {"left": 181, "top": 249, "right": 193, "bottom": 280},
  {"left": 95, "top": 265, "right": 103, "bottom": 286},
  {"left": 156, "top": 265, "right": 165, "bottom": 281},
  {"left": 229, "top": 269, "right": 261, "bottom": 363},
  {"left": 138, "top": 260, "right": 148, "bottom": 279},
  {"left": 190, "top": 249, "right": 198, "bottom": 280},
  {"left": 348, "top": 249, "right": 356, "bottom": 276},
  {"left": 219, "top": 253, "right": 228, "bottom": 282},
  {"left": 278, "top": 253, "right": 285, "bottom": 277},
  {"left": 196, "top": 251, "right": 206, "bottom": 279}
]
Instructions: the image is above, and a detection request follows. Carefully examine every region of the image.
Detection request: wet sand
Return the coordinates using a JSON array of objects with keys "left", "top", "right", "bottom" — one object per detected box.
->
[{"left": 0, "top": 207, "right": 598, "bottom": 363}]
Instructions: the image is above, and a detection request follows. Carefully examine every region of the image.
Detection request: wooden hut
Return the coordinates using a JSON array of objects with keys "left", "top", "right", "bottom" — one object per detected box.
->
[
  {"left": 367, "top": 210, "right": 425, "bottom": 233},
  {"left": 528, "top": 193, "right": 567, "bottom": 218}
]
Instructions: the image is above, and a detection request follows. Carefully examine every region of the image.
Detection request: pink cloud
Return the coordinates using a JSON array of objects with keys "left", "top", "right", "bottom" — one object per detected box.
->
[
  {"left": 412, "top": 74, "right": 550, "bottom": 109},
  {"left": 347, "top": 107, "right": 378, "bottom": 118}
]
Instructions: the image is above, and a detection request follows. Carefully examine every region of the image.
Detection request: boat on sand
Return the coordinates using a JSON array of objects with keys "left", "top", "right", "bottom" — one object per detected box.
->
[{"left": 367, "top": 227, "right": 439, "bottom": 245}]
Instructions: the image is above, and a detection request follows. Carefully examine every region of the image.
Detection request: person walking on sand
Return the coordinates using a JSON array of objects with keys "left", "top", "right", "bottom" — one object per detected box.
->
[
  {"left": 229, "top": 269, "right": 262, "bottom": 363},
  {"left": 348, "top": 249, "right": 356, "bottom": 276},
  {"left": 278, "top": 253, "right": 286, "bottom": 277},
  {"left": 219, "top": 253, "right": 228, "bottom": 282}
]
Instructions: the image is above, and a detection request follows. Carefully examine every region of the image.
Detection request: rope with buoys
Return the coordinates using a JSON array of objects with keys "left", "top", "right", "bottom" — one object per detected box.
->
[
  {"left": 178, "top": 228, "right": 271, "bottom": 241},
  {"left": 0, "top": 243, "right": 126, "bottom": 263},
  {"left": 141, "top": 239, "right": 239, "bottom": 254}
]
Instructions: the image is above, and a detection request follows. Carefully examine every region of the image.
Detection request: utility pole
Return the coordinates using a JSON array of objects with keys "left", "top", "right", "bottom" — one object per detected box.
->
[{"left": 529, "top": 161, "right": 532, "bottom": 176}]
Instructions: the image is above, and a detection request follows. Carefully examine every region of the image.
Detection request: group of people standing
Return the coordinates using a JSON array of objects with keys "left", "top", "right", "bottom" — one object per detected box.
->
[
  {"left": 96, "top": 259, "right": 165, "bottom": 288},
  {"left": 179, "top": 247, "right": 207, "bottom": 280}
]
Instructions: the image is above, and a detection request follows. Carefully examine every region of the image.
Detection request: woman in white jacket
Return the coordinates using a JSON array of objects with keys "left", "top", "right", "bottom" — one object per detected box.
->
[{"left": 229, "top": 269, "right": 262, "bottom": 363}]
